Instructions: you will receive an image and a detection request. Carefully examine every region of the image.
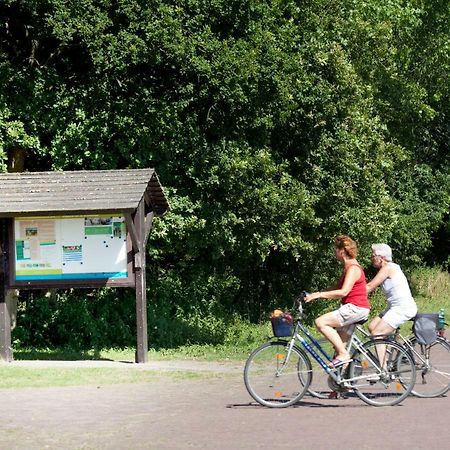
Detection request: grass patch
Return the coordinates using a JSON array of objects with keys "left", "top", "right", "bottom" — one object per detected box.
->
[
  {"left": 0, "top": 365, "right": 229, "bottom": 389},
  {"left": 147, "top": 342, "right": 269, "bottom": 361}
]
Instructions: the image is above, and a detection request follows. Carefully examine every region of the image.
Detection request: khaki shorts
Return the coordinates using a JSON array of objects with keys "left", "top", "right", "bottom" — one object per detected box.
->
[{"left": 334, "top": 303, "right": 370, "bottom": 330}]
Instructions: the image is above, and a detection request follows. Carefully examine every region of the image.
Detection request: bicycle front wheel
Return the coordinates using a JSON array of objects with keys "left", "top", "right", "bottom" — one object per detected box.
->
[
  {"left": 244, "top": 341, "right": 312, "bottom": 408},
  {"left": 409, "top": 336, "right": 450, "bottom": 398},
  {"left": 349, "top": 339, "right": 416, "bottom": 407}
]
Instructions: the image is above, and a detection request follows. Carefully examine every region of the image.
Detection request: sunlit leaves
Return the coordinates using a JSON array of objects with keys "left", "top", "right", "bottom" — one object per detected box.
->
[{"left": 0, "top": 0, "right": 448, "bottom": 322}]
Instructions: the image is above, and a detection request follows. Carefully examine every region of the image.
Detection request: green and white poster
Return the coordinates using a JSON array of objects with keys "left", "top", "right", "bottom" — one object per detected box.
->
[{"left": 14, "top": 216, "right": 128, "bottom": 281}]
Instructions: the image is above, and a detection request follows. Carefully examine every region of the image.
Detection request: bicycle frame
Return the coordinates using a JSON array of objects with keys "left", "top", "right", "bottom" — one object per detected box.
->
[
  {"left": 355, "top": 325, "right": 450, "bottom": 381},
  {"left": 355, "top": 324, "right": 432, "bottom": 370},
  {"left": 281, "top": 319, "right": 384, "bottom": 387}
]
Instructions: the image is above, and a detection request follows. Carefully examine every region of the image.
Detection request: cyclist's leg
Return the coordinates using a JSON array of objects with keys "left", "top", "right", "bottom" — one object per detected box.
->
[
  {"left": 338, "top": 323, "right": 356, "bottom": 349},
  {"left": 317, "top": 304, "right": 369, "bottom": 364},
  {"left": 370, "top": 319, "right": 396, "bottom": 368},
  {"left": 315, "top": 311, "right": 351, "bottom": 362},
  {"left": 307, "top": 324, "right": 358, "bottom": 399},
  {"left": 372, "top": 308, "right": 413, "bottom": 368},
  {"left": 310, "top": 325, "right": 355, "bottom": 398},
  {"left": 305, "top": 337, "right": 335, "bottom": 398},
  {"left": 368, "top": 315, "right": 383, "bottom": 334}
]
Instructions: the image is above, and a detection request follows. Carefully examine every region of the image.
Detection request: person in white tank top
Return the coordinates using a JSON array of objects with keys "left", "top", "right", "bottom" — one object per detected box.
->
[{"left": 367, "top": 243, "right": 417, "bottom": 336}]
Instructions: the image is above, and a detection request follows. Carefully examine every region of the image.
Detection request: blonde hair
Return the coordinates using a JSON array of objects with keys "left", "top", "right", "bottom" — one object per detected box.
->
[{"left": 335, "top": 235, "right": 358, "bottom": 258}]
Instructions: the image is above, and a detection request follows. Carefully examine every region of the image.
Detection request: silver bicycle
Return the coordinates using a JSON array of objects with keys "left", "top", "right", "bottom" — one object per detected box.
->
[
  {"left": 244, "top": 293, "right": 416, "bottom": 407},
  {"left": 308, "top": 324, "right": 450, "bottom": 399}
]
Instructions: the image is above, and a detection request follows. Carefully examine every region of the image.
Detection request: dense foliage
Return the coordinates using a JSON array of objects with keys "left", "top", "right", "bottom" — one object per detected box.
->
[{"left": 0, "top": 0, "right": 448, "bottom": 348}]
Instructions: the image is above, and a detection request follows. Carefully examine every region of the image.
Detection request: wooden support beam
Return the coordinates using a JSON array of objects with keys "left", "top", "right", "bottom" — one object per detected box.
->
[
  {"left": 125, "top": 213, "right": 143, "bottom": 269},
  {"left": 142, "top": 191, "right": 155, "bottom": 246},
  {"left": 0, "top": 297, "right": 12, "bottom": 362},
  {"left": 134, "top": 200, "right": 148, "bottom": 363},
  {"left": 124, "top": 213, "right": 140, "bottom": 253},
  {"left": 144, "top": 211, "right": 154, "bottom": 246},
  {"left": 0, "top": 220, "right": 12, "bottom": 361}
]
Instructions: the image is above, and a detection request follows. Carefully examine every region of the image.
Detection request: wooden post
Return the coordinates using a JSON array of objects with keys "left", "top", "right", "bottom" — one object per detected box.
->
[
  {"left": 0, "top": 220, "right": 12, "bottom": 361},
  {"left": 134, "top": 200, "right": 148, "bottom": 363},
  {"left": 0, "top": 294, "right": 13, "bottom": 362}
]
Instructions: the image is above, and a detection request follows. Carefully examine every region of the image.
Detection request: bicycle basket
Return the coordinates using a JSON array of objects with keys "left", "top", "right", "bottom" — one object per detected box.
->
[
  {"left": 413, "top": 313, "right": 439, "bottom": 345},
  {"left": 270, "top": 312, "right": 293, "bottom": 337}
]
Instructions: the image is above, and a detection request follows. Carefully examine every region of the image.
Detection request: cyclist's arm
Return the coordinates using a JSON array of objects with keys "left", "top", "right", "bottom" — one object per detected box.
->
[
  {"left": 305, "top": 266, "right": 360, "bottom": 302},
  {"left": 320, "top": 282, "right": 339, "bottom": 292},
  {"left": 366, "top": 265, "right": 391, "bottom": 294}
]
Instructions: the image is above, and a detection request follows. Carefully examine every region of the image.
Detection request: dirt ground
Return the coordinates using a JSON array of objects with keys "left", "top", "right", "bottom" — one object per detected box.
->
[{"left": 0, "top": 360, "right": 449, "bottom": 449}]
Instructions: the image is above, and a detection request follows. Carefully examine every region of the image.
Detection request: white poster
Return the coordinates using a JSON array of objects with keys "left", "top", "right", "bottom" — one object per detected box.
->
[{"left": 14, "top": 216, "right": 128, "bottom": 281}]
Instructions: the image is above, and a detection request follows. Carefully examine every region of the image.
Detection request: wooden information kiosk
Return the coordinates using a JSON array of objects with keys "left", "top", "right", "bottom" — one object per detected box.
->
[{"left": 0, "top": 168, "right": 168, "bottom": 363}]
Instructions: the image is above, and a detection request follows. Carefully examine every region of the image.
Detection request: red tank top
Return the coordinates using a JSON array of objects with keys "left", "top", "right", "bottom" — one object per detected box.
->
[{"left": 338, "top": 264, "right": 370, "bottom": 309}]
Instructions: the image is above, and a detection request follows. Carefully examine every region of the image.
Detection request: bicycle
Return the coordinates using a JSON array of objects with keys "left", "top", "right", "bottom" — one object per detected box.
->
[
  {"left": 307, "top": 323, "right": 450, "bottom": 399},
  {"left": 244, "top": 293, "right": 416, "bottom": 407},
  {"left": 304, "top": 321, "right": 367, "bottom": 400}
]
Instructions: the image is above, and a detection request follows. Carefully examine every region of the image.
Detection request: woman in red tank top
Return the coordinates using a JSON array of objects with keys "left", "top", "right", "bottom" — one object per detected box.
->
[{"left": 305, "top": 235, "right": 370, "bottom": 367}]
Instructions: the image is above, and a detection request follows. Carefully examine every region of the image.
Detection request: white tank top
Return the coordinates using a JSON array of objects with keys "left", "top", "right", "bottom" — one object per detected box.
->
[{"left": 381, "top": 263, "right": 415, "bottom": 308}]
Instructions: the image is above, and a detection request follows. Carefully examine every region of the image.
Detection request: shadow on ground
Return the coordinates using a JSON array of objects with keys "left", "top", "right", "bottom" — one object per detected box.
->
[{"left": 13, "top": 348, "right": 112, "bottom": 361}]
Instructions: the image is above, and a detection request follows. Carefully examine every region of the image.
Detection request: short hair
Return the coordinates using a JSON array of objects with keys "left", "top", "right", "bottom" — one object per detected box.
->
[
  {"left": 371, "top": 243, "right": 392, "bottom": 262},
  {"left": 335, "top": 235, "right": 358, "bottom": 258}
]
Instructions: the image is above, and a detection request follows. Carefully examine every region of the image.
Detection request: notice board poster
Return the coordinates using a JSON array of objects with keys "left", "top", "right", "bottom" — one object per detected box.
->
[{"left": 14, "top": 216, "right": 128, "bottom": 281}]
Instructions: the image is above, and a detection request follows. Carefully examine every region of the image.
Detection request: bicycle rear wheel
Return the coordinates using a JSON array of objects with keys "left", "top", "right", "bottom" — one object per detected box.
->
[
  {"left": 244, "top": 341, "right": 312, "bottom": 408},
  {"left": 409, "top": 336, "right": 450, "bottom": 398},
  {"left": 349, "top": 339, "right": 416, "bottom": 407}
]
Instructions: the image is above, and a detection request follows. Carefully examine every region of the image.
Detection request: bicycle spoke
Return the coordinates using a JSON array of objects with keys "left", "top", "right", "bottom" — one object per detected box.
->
[
  {"left": 244, "top": 341, "right": 311, "bottom": 408},
  {"left": 349, "top": 339, "right": 416, "bottom": 406},
  {"left": 410, "top": 337, "right": 450, "bottom": 397}
]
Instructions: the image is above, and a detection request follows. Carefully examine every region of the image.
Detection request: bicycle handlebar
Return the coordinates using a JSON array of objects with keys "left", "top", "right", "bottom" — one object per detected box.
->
[{"left": 293, "top": 291, "right": 309, "bottom": 316}]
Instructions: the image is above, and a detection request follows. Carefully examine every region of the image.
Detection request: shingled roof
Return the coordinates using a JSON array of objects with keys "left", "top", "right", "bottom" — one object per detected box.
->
[{"left": 0, "top": 168, "right": 169, "bottom": 218}]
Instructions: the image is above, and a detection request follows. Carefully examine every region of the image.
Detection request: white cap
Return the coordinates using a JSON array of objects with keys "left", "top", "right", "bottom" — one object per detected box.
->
[{"left": 371, "top": 243, "right": 392, "bottom": 262}]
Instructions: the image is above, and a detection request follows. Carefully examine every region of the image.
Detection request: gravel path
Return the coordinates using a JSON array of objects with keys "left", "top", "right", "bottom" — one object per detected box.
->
[{"left": 1, "top": 359, "right": 449, "bottom": 449}]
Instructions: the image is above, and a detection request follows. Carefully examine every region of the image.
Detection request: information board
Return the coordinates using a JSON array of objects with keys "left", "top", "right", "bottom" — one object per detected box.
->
[{"left": 13, "top": 216, "right": 128, "bottom": 281}]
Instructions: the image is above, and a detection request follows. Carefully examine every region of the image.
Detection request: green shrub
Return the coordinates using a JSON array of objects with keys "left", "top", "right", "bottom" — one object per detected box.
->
[
  {"left": 409, "top": 267, "right": 450, "bottom": 313},
  {"left": 12, "top": 267, "right": 449, "bottom": 352},
  {"left": 13, "top": 289, "right": 136, "bottom": 350}
]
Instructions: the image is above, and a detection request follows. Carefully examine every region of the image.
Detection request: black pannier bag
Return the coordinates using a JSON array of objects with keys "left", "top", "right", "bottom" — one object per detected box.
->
[{"left": 413, "top": 313, "right": 439, "bottom": 345}]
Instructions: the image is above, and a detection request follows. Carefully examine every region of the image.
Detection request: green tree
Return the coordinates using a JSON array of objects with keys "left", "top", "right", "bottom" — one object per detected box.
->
[{"left": 1, "top": 0, "right": 448, "bottom": 348}]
